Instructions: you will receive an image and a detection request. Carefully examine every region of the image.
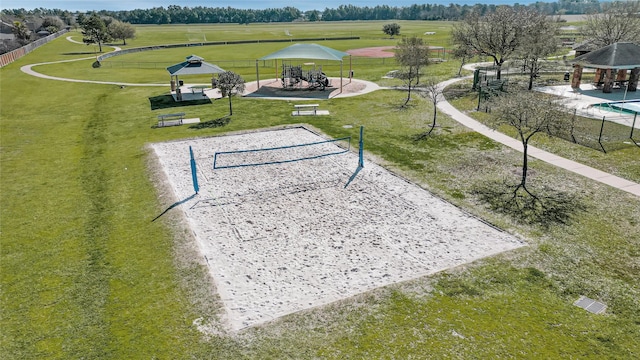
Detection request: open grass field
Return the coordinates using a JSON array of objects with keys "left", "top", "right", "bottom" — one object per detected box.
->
[{"left": 1, "top": 21, "right": 639, "bottom": 359}]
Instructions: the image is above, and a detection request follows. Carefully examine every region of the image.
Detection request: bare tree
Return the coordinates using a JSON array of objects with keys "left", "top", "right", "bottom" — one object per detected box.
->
[
  {"left": 583, "top": 1, "right": 640, "bottom": 47},
  {"left": 394, "top": 36, "right": 430, "bottom": 107},
  {"left": 489, "top": 91, "right": 565, "bottom": 195},
  {"left": 474, "top": 92, "right": 586, "bottom": 225},
  {"left": 217, "top": 71, "right": 245, "bottom": 116},
  {"left": 416, "top": 80, "right": 442, "bottom": 139},
  {"left": 517, "top": 14, "right": 560, "bottom": 90},
  {"left": 452, "top": 7, "right": 536, "bottom": 79},
  {"left": 451, "top": 44, "right": 475, "bottom": 77}
]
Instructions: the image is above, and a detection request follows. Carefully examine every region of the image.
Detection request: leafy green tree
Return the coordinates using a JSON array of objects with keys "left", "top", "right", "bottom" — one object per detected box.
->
[
  {"left": 81, "top": 13, "right": 111, "bottom": 52},
  {"left": 107, "top": 20, "right": 135, "bottom": 45},
  {"left": 307, "top": 10, "right": 320, "bottom": 22},
  {"left": 217, "top": 71, "right": 246, "bottom": 116},
  {"left": 41, "top": 16, "right": 64, "bottom": 33},
  {"left": 382, "top": 23, "right": 401, "bottom": 38},
  {"left": 11, "top": 21, "right": 31, "bottom": 43},
  {"left": 394, "top": 36, "right": 430, "bottom": 107},
  {"left": 60, "top": 11, "right": 76, "bottom": 27},
  {"left": 76, "top": 13, "right": 86, "bottom": 25}
]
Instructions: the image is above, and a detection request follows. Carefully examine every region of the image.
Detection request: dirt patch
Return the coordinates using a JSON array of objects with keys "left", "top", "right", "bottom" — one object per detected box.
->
[{"left": 347, "top": 46, "right": 396, "bottom": 58}]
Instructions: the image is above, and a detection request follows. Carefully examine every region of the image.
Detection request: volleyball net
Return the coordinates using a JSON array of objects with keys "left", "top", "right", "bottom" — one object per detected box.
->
[{"left": 213, "top": 136, "right": 352, "bottom": 169}]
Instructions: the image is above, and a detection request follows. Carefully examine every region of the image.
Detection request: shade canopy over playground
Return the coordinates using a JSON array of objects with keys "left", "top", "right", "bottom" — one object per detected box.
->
[
  {"left": 255, "top": 43, "right": 352, "bottom": 92},
  {"left": 259, "top": 43, "right": 349, "bottom": 61},
  {"left": 570, "top": 42, "right": 640, "bottom": 93}
]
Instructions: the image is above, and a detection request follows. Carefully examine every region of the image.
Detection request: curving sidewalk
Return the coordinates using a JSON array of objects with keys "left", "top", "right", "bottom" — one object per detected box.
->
[
  {"left": 17, "top": 38, "right": 639, "bottom": 197},
  {"left": 437, "top": 77, "right": 640, "bottom": 197},
  {"left": 20, "top": 36, "right": 163, "bottom": 87},
  {"left": 21, "top": 58, "right": 166, "bottom": 87}
]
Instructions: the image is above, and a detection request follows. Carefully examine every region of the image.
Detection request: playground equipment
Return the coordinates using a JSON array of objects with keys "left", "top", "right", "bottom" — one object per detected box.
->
[{"left": 281, "top": 62, "right": 330, "bottom": 90}]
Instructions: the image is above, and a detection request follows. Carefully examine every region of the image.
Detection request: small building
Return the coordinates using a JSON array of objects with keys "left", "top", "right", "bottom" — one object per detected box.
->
[
  {"left": 571, "top": 42, "right": 640, "bottom": 93},
  {"left": 572, "top": 40, "right": 599, "bottom": 57},
  {"left": 166, "top": 55, "right": 225, "bottom": 101}
]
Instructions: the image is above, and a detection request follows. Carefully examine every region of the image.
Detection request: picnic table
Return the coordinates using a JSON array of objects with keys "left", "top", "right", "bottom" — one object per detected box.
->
[{"left": 190, "top": 85, "right": 209, "bottom": 94}]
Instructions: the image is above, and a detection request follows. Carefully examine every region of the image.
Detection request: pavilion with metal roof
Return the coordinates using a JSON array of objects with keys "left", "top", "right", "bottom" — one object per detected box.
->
[
  {"left": 167, "top": 55, "right": 225, "bottom": 100},
  {"left": 255, "top": 43, "right": 352, "bottom": 93},
  {"left": 571, "top": 42, "right": 640, "bottom": 93}
]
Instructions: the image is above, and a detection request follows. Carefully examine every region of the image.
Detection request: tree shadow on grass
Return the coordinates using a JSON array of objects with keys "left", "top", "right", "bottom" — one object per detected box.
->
[
  {"left": 411, "top": 125, "right": 453, "bottom": 141},
  {"left": 397, "top": 102, "right": 418, "bottom": 111},
  {"left": 149, "top": 94, "right": 211, "bottom": 110},
  {"left": 189, "top": 116, "right": 230, "bottom": 129},
  {"left": 472, "top": 180, "right": 587, "bottom": 228}
]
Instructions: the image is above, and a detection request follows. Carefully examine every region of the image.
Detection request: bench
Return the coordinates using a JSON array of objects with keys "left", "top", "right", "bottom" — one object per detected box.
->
[
  {"left": 189, "top": 85, "right": 209, "bottom": 94},
  {"left": 157, "top": 112, "right": 186, "bottom": 127},
  {"left": 293, "top": 104, "right": 320, "bottom": 115}
]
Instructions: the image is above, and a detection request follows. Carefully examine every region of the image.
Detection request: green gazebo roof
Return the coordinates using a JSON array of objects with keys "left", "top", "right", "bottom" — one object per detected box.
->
[{"left": 259, "top": 43, "right": 349, "bottom": 61}]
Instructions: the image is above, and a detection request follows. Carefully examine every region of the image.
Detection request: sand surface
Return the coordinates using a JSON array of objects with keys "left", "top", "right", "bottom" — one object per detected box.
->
[{"left": 151, "top": 127, "right": 525, "bottom": 330}]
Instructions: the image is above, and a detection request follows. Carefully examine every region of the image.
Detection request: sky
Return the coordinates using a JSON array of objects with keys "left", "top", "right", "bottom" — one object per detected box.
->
[{"left": 1, "top": 1, "right": 538, "bottom": 12}]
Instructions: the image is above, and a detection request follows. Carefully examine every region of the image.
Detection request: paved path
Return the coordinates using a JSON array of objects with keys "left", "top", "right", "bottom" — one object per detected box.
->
[
  {"left": 21, "top": 37, "right": 163, "bottom": 87},
  {"left": 437, "top": 77, "right": 640, "bottom": 197},
  {"left": 18, "top": 39, "right": 639, "bottom": 197},
  {"left": 21, "top": 58, "right": 166, "bottom": 87}
]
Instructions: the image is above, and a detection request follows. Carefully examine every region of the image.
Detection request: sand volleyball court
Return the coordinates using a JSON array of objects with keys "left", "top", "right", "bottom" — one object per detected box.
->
[{"left": 152, "top": 126, "right": 524, "bottom": 330}]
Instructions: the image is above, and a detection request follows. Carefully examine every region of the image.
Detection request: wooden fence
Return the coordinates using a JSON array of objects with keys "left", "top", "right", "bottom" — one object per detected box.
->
[{"left": 0, "top": 29, "right": 69, "bottom": 68}]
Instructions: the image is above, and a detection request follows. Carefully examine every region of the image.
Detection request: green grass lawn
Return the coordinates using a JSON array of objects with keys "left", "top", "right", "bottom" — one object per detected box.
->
[
  {"left": 1, "top": 22, "right": 639, "bottom": 359},
  {"left": 445, "top": 81, "right": 640, "bottom": 183},
  {"left": 122, "top": 21, "right": 454, "bottom": 47}
]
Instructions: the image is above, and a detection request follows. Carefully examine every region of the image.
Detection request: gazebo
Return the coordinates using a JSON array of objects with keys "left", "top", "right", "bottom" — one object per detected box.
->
[
  {"left": 166, "top": 55, "right": 225, "bottom": 100},
  {"left": 571, "top": 42, "right": 640, "bottom": 93},
  {"left": 256, "top": 43, "right": 352, "bottom": 93}
]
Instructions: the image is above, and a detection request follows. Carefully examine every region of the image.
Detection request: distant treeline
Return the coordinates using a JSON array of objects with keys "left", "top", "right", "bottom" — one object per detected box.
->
[{"left": 2, "top": 1, "right": 603, "bottom": 24}]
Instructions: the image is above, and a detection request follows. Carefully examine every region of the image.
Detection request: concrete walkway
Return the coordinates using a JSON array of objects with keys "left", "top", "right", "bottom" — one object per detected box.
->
[
  {"left": 18, "top": 39, "right": 639, "bottom": 197},
  {"left": 65, "top": 35, "right": 122, "bottom": 51},
  {"left": 21, "top": 59, "right": 166, "bottom": 87},
  {"left": 437, "top": 77, "right": 640, "bottom": 197},
  {"left": 536, "top": 83, "right": 640, "bottom": 128},
  {"left": 20, "top": 37, "right": 164, "bottom": 87}
]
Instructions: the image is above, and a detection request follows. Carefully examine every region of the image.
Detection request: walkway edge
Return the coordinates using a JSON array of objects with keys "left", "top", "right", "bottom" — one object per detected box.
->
[
  {"left": 437, "top": 77, "right": 640, "bottom": 198},
  {"left": 16, "top": 40, "right": 640, "bottom": 198}
]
